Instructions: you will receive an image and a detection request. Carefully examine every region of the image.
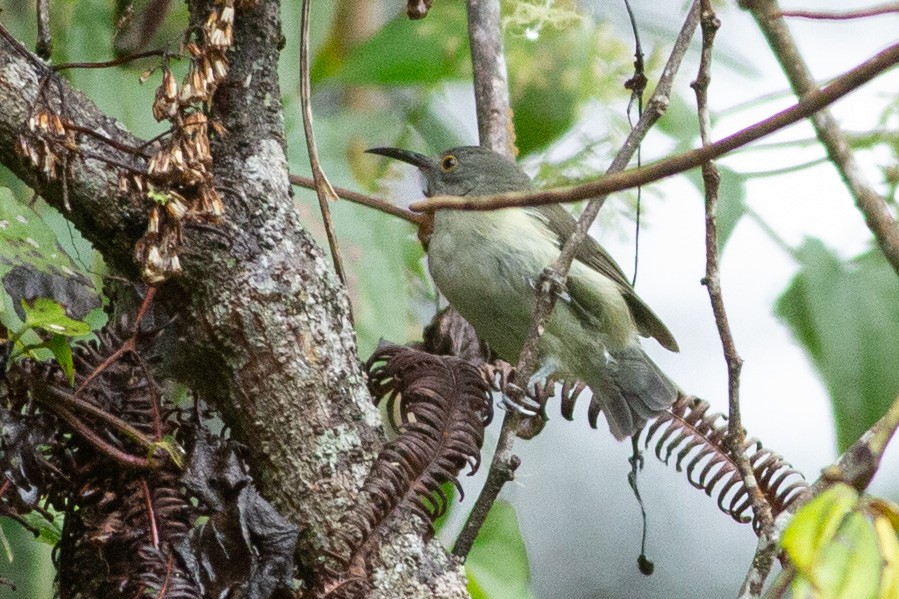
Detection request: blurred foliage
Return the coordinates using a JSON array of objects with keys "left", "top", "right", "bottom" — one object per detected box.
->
[
  {"left": 466, "top": 501, "right": 535, "bottom": 599},
  {"left": 0, "top": 520, "right": 55, "bottom": 597},
  {"left": 0, "top": 188, "right": 104, "bottom": 382},
  {"left": 776, "top": 240, "right": 899, "bottom": 452},
  {"left": 782, "top": 484, "right": 899, "bottom": 599}
]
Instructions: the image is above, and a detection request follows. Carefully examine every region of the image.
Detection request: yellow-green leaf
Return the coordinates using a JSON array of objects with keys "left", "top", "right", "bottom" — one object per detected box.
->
[
  {"left": 782, "top": 484, "right": 859, "bottom": 574},
  {"left": 21, "top": 298, "right": 91, "bottom": 337}
]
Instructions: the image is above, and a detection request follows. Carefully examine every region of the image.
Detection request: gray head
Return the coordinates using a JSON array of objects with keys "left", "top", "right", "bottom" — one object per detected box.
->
[{"left": 366, "top": 145, "right": 532, "bottom": 197}]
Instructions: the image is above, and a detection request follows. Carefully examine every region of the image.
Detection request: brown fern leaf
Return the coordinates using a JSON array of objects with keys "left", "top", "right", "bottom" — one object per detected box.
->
[
  {"left": 317, "top": 343, "right": 491, "bottom": 598},
  {"left": 643, "top": 394, "right": 808, "bottom": 533}
]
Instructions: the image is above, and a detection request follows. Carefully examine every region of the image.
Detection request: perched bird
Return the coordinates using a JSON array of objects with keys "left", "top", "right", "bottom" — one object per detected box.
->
[{"left": 367, "top": 145, "right": 679, "bottom": 440}]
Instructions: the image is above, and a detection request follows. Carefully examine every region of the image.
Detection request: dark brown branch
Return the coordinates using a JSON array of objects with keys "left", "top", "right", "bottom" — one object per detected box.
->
[
  {"left": 299, "top": 0, "right": 349, "bottom": 291},
  {"left": 745, "top": 0, "right": 899, "bottom": 277},
  {"left": 288, "top": 173, "right": 425, "bottom": 225},
  {"left": 42, "top": 384, "right": 156, "bottom": 451},
  {"left": 52, "top": 49, "right": 167, "bottom": 70},
  {"left": 774, "top": 3, "right": 899, "bottom": 20},
  {"left": 411, "top": 41, "right": 899, "bottom": 221},
  {"left": 49, "top": 404, "right": 154, "bottom": 469}
]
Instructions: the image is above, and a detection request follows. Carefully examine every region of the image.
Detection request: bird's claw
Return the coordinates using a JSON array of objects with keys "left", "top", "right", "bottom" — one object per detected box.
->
[
  {"left": 528, "top": 269, "right": 571, "bottom": 303},
  {"left": 498, "top": 384, "right": 541, "bottom": 416}
]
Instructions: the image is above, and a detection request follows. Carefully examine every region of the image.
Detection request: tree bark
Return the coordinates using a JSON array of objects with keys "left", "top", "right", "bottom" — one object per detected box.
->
[{"left": 0, "top": 1, "right": 467, "bottom": 595}]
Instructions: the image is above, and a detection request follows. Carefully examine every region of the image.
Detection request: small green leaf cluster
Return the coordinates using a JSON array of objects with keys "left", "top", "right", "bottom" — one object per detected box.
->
[{"left": 782, "top": 484, "right": 899, "bottom": 599}]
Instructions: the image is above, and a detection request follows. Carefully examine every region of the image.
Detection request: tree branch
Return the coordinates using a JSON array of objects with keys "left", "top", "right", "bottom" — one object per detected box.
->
[
  {"left": 466, "top": 0, "right": 516, "bottom": 158},
  {"left": 452, "top": 0, "right": 520, "bottom": 559},
  {"left": 0, "top": 6, "right": 467, "bottom": 595},
  {"left": 288, "top": 173, "right": 426, "bottom": 226},
  {"left": 743, "top": 0, "right": 899, "bottom": 277},
  {"left": 410, "top": 41, "right": 899, "bottom": 218},
  {"left": 691, "top": 4, "right": 773, "bottom": 596},
  {"left": 774, "top": 3, "right": 899, "bottom": 20}
]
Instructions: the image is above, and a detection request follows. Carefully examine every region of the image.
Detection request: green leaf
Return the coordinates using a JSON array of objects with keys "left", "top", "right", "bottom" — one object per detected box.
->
[
  {"left": 775, "top": 241, "right": 899, "bottom": 450},
  {"left": 20, "top": 511, "right": 64, "bottom": 547},
  {"left": 44, "top": 334, "right": 75, "bottom": 385},
  {"left": 814, "top": 511, "right": 882, "bottom": 599},
  {"left": 0, "top": 189, "right": 84, "bottom": 279},
  {"left": 149, "top": 435, "right": 186, "bottom": 469},
  {"left": 506, "top": 19, "right": 630, "bottom": 154},
  {"left": 324, "top": 3, "right": 470, "bottom": 85},
  {"left": 465, "top": 501, "right": 534, "bottom": 599},
  {"left": 22, "top": 298, "right": 91, "bottom": 337},
  {"left": 873, "top": 510, "right": 899, "bottom": 599},
  {"left": 782, "top": 484, "right": 859, "bottom": 574}
]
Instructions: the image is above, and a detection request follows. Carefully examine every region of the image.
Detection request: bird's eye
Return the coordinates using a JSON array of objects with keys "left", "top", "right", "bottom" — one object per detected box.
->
[{"left": 441, "top": 155, "right": 458, "bottom": 172}]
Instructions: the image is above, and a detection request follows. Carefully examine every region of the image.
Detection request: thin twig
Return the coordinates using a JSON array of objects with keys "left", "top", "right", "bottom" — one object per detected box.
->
[
  {"left": 51, "top": 49, "right": 167, "bottom": 70},
  {"left": 760, "top": 566, "right": 795, "bottom": 599},
  {"left": 141, "top": 478, "right": 160, "bottom": 549},
  {"left": 622, "top": 0, "right": 646, "bottom": 286},
  {"left": 454, "top": 0, "right": 702, "bottom": 559},
  {"left": 698, "top": 0, "right": 770, "bottom": 530},
  {"left": 452, "top": 0, "right": 520, "bottom": 558},
  {"left": 48, "top": 404, "right": 153, "bottom": 469},
  {"left": 739, "top": 534, "right": 782, "bottom": 599},
  {"left": 64, "top": 122, "right": 153, "bottom": 159},
  {"left": 774, "top": 3, "right": 899, "bottom": 20},
  {"left": 299, "top": 0, "right": 350, "bottom": 292},
  {"left": 410, "top": 41, "right": 899, "bottom": 217},
  {"left": 36, "top": 0, "right": 52, "bottom": 59},
  {"left": 465, "top": 0, "right": 516, "bottom": 158},
  {"left": 288, "top": 173, "right": 425, "bottom": 226},
  {"left": 693, "top": 6, "right": 774, "bottom": 595},
  {"left": 745, "top": 0, "right": 899, "bottom": 277},
  {"left": 41, "top": 384, "right": 156, "bottom": 451}
]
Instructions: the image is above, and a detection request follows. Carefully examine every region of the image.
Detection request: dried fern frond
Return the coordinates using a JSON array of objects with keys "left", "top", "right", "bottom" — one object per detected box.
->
[
  {"left": 643, "top": 394, "right": 808, "bottom": 533},
  {"left": 421, "top": 307, "right": 490, "bottom": 363},
  {"left": 318, "top": 343, "right": 491, "bottom": 597}
]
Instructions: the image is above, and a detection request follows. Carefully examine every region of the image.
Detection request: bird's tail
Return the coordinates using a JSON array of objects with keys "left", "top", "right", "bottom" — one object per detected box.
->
[{"left": 589, "top": 345, "right": 678, "bottom": 441}]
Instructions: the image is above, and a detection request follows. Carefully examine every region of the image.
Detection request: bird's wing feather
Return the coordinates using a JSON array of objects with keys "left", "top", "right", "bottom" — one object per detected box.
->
[{"left": 532, "top": 204, "right": 680, "bottom": 352}]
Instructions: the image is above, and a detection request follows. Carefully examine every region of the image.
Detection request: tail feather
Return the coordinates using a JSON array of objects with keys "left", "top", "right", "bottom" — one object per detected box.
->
[{"left": 591, "top": 345, "right": 677, "bottom": 440}]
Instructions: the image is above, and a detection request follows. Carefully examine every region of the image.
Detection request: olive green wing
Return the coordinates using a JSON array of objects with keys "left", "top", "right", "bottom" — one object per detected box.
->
[{"left": 532, "top": 204, "right": 679, "bottom": 352}]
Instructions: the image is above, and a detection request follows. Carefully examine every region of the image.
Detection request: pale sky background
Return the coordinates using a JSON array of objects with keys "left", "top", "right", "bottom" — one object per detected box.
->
[{"left": 423, "top": 2, "right": 899, "bottom": 598}]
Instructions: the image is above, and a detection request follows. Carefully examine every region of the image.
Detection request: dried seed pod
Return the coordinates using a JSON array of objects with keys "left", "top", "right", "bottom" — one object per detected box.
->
[
  {"left": 147, "top": 206, "right": 161, "bottom": 234},
  {"left": 164, "top": 192, "right": 189, "bottom": 220}
]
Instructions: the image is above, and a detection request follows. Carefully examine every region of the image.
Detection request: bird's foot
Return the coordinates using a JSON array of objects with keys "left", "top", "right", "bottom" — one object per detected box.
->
[
  {"left": 497, "top": 382, "right": 542, "bottom": 416},
  {"left": 529, "top": 267, "right": 571, "bottom": 302}
]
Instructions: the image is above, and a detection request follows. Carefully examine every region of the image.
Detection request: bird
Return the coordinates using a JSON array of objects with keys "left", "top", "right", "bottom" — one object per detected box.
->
[{"left": 366, "top": 145, "right": 679, "bottom": 440}]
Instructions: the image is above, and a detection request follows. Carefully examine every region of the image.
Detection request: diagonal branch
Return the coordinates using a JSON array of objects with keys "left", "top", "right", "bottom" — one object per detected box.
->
[
  {"left": 299, "top": 0, "right": 349, "bottom": 289},
  {"left": 744, "top": 0, "right": 899, "bottom": 277},
  {"left": 410, "top": 41, "right": 899, "bottom": 217}
]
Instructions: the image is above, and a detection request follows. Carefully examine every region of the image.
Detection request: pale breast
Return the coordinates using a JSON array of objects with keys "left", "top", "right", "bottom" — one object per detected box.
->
[{"left": 428, "top": 208, "right": 558, "bottom": 361}]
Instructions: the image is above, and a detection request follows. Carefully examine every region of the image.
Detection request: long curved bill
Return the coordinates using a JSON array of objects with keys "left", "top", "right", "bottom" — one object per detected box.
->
[{"left": 365, "top": 147, "right": 435, "bottom": 170}]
